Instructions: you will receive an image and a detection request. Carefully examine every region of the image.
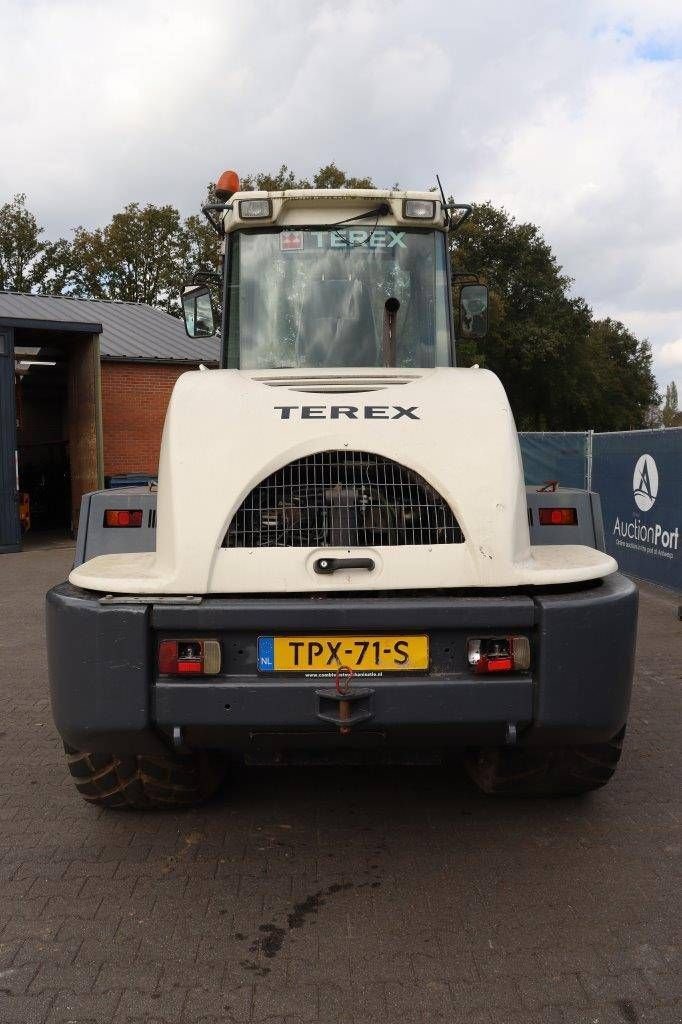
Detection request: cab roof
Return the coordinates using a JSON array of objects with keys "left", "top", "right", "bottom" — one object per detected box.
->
[{"left": 221, "top": 189, "right": 448, "bottom": 231}]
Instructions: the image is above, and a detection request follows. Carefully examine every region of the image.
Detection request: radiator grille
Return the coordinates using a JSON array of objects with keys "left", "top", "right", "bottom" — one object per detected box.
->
[{"left": 224, "top": 450, "right": 463, "bottom": 549}]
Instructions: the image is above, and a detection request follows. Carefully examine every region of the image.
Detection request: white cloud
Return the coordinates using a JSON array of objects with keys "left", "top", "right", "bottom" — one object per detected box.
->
[
  {"left": 660, "top": 339, "right": 682, "bottom": 367},
  {"left": 1, "top": 0, "right": 681, "bottom": 390}
]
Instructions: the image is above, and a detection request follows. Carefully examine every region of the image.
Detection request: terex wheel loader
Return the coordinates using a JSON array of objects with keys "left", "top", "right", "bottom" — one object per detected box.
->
[{"left": 46, "top": 174, "right": 637, "bottom": 809}]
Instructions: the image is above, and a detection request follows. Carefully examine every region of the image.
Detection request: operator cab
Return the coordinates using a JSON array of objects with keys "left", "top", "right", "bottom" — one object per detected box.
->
[{"left": 181, "top": 173, "right": 488, "bottom": 369}]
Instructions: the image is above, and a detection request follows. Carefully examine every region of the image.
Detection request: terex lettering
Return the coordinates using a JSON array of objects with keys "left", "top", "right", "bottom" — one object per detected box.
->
[{"left": 274, "top": 405, "right": 420, "bottom": 420}]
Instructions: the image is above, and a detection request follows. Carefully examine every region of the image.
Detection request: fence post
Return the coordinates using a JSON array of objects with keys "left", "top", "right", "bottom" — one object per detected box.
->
[{"left": 586, "top": 430, "right": 594, "bottom": 492}]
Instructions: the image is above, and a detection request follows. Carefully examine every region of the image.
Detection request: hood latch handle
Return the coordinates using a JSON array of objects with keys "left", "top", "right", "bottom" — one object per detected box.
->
[{"left": 314, "top": 557, "right": 375, "bottom": 575}]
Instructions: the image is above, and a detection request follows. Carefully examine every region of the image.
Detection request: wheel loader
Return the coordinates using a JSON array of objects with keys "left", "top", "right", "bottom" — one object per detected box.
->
[{"left": 46, "top": 173, "right": 637, "bottom": 808}]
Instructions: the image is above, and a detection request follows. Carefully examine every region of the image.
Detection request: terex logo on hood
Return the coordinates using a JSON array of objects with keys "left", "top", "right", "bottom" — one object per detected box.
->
[{"left": 274, "top": 405, "right": 420, "bottom": 420}]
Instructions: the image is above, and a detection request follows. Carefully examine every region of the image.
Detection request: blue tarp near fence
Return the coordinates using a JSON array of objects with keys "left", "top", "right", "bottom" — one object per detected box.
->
[
  {"left": 518, "top": 427, "right": 681, "bottom": 592},
  {"left": 518, "top": 432, "right": 588, "bottom": 489},
  {"left": 592, "top": 429, "right": 681, "bottom": 592}
]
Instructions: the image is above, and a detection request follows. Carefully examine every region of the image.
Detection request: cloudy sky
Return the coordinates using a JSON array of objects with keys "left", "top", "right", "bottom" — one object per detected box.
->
[{"left": 2, "top": 0, "right": 681, "bottom": 396}]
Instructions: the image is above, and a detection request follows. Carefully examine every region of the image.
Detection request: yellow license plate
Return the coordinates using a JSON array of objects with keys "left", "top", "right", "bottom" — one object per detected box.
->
[{"left": 257, "top": 635, "right": 429, "bottom": 673}]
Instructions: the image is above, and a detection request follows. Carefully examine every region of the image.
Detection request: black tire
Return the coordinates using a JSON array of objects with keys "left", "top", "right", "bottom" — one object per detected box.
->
[
  {"left": 63, "top": 744, "right": 227, "bottom": 810},
  {"left": 464, "top": 727, "right": 626, "bottom": 797}
]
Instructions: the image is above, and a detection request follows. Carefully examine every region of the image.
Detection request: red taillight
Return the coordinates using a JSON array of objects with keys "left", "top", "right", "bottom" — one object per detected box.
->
[
  {"left": 479, "top": 656, "right": 514, "bottom": 673},
  {"left": 467, "top": 636, "right": 531, "bottom": 674},
  {"left": 158, "top": 640, "right": 180, "bottom": 674},
  {"left": 157, "top": 639, "right": 221, "bottom": 676},
  {"left": 178, "top": 659, "right": 203, "bottom": 675},
  {"left": 538, "top": 507, "right": 578, "bottom": 526},
  {"left": 104, "top": 509, "right": 143, "bottom": 528}
]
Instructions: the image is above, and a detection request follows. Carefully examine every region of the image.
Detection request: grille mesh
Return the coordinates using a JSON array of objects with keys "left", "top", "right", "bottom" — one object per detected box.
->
[{"left": 224, "top": 450, "right": 463, "bottom": 549}]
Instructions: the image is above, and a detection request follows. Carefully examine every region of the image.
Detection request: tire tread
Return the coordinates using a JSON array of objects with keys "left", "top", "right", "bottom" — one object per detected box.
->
[
  {"left": 63, "top": 744, "right": 226, "bottom": 810},
  {"left": 464, "top": 727, "right": 626, "bottom": 797}
]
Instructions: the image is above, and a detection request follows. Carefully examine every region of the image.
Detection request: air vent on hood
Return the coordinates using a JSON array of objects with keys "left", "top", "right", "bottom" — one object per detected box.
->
[{"left": 251, "top": 373, "right": 420, "bottom": 394}]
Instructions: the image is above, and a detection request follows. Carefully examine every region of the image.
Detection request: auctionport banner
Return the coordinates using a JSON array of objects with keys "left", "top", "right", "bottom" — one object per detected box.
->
[{"left": 592, "top": 429, "right": 681, "bottom": 591}]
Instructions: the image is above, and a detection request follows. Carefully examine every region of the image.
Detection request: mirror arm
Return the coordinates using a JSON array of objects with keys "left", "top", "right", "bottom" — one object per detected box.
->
[
  {"left": 434, "top": 176, "right": 473, "bottom": 232},
  {"left": 452, "top": 271, "right": 485, "bottom": 284},
  {"left": 193, "top": 270, "right": 222, "bottom": 286},
  {"left": 201, "top": 203, "right": 231, "bottom": 236},
  {"left": 446, "top": 204, "right": 473, "bottom": 231}
]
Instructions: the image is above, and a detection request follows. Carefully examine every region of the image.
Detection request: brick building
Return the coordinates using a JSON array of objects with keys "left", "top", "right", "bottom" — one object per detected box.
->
[
  {"left": 0, "top": 293, "right": 219, "bottom": 551},
  {"left": 101, "top": 361, "right": 198, "bottom": 479}
]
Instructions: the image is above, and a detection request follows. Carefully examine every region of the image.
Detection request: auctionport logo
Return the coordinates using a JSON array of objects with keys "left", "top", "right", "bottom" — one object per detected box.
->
[
  {"left": 632, "top": 454, "right": 658, "bottom": 511},
  {"left": 612, "top": 452, "right": 679, "bottom": 559}
]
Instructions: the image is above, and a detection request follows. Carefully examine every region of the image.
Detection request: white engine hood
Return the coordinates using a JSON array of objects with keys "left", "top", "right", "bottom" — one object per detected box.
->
[{"left": 70, "top": 367, "right": 616, "bottom": 593}]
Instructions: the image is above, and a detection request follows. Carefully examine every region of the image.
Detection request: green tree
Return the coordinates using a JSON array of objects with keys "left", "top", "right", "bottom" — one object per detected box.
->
[
  {"left": 184, "top": 211, "right": 221, "bottom": 277},
  {"left": 311, "top": 163, "right": 374, "bottom": 189},
  {"left": 33, "top": 237, "right": 79, "bottom": 296},
  {"left": 579, "top": 319, "right": 659, "bottom": 431},
  {"left": 68, "top": 202, "right": 191, "bottom": 313},
  {"left": 238, "top": 162, "right": 374, "bottom": 192},
  {"left": 661, "top": 381, "right": 679, "bottom": 427},
  {"left": 0, "top": 194, "right": 46, "bottom": 292},
  {"left": 451, "top": 203, "right": 658, "bottom": 430},
  {"left": 451, "top": 202, "right": 594, "bottom": 429},
  {"left": 240, "top": 164, "right": 308, "bottom": 191}
]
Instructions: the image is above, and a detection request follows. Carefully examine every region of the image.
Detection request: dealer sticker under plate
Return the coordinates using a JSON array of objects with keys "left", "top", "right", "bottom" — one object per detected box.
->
[{"left": 257, "top": 635, "right": 429, "bottom": 674}]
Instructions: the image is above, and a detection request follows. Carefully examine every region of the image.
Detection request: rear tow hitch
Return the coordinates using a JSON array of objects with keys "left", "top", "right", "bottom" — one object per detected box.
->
[{"left": 316, "top": 666, "right": 373, "bottom": 735}]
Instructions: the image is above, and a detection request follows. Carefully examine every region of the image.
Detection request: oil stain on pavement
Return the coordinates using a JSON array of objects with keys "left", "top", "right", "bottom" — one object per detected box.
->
[{"left": 240, "top": 879, "right": 381, "bottom": 975}]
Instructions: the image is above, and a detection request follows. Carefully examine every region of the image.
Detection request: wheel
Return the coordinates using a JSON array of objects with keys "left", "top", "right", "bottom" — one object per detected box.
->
[
  {"left": 63, "top": 744, "right": 227, "bottom": 810},
  {"left": 464, "top": 727, "right": 626, "bottom": 796}
]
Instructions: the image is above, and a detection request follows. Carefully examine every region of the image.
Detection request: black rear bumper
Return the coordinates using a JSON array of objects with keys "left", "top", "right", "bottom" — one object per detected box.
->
[{"left": 46, "top": 574, "right": 638, "bottom": 755}]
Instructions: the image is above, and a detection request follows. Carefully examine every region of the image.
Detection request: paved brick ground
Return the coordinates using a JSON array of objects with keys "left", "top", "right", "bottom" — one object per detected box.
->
[{"left": 0, "top": 544, "right": 680, "bottom": 1024}]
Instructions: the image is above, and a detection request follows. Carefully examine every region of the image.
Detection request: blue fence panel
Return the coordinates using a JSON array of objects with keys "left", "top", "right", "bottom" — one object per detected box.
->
[
  {"left": 592, "top": 429, "right": 681, "bottom": 592},
  {"left": 518, "top": 432, "right": 588, "bottom": 489}
]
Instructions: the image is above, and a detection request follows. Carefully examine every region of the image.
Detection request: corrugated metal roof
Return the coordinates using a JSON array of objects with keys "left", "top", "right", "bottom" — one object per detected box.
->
[{"left": 0, "top": 292, "right": 220, "bottom": 363}]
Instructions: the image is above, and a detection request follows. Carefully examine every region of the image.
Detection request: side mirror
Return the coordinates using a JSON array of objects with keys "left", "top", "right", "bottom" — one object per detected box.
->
[
  {"left": 459, "top": 283, "right": 488, "bottom": 340},
  {"left": 182, "top": 285, "right": 216, "bottom": 338}
]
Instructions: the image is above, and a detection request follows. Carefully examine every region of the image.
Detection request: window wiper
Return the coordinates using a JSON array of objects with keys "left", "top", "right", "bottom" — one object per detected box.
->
[
  {"left": 321, "top": 204, "right": 390, "bottom": 231},
  {"left": 382, "top": 297, "right": 400, "bottom": 367},
  {"left": 320, "top": 203, "right": 391, "bottom": 248}
]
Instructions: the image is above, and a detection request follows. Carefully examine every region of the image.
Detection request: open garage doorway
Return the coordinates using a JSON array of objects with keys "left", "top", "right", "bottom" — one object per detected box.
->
[
  {"left": 16, "top": 354, "right": 70, "bottom": 532},
  {"left": 13, "top": 328, "right": 103, "bottom": 545}
]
